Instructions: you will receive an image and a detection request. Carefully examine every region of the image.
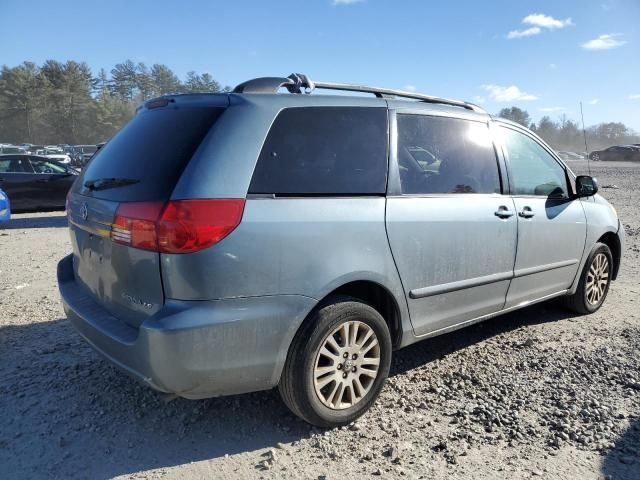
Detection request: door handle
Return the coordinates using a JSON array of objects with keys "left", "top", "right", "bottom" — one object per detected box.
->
[
  {"left": 518, "top": 207, "right": 535, "bottom": 218},
  {"left": 494, "top": 206, "right": 514, "bottom": 218}
]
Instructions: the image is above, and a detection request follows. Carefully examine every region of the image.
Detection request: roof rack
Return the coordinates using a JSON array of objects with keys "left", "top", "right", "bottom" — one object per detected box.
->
[{"left": 232, "top": 73, "right": 485, "bottom": 113}]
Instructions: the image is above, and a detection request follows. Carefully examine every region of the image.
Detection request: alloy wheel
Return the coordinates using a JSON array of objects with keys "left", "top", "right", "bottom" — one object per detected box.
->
[
  {"left": 586, "top": 253, "right": 609, "bottom": 306},
  {"left": 313, "top": 321, "right": 381, "bottom": 410}
]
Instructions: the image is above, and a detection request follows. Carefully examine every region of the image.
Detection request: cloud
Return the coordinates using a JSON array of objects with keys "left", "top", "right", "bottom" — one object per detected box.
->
[
  {"left": 481, "top": 84, "right": 538, "bottom": 102},
  {"left": 473, "top": 96, "right": 486, "bottom": 105},
  {"left": 582, "top": 33, "right": 627, "bottom": 50},
  {"left": 523, "top": 13, "right": 573, "bottom": 29},
  {"left": 539, "top": 106, "right": 565, "bottom": 112},
  {"left": 507, "top": 13, "right": 573, "bottom": 39},
  {"left": 630, "top": 94, "right": 640, "bottom": 100},
  {"left": 332, "top": 0, "right": 364, "bottom": 5},
  {"left": 588, "top": 99, "right": 599, "bottom": 105},
  {"left": 403, "top": 85, "right": 416, "bottom": 92},
  {"left": 507, "top": 27, "right": 542, "bottom": 39}
]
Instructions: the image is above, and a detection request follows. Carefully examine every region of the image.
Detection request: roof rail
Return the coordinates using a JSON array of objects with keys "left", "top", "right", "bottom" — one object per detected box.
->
[{"left": 232, "top": 73, "right": 485, "bottom": 113}]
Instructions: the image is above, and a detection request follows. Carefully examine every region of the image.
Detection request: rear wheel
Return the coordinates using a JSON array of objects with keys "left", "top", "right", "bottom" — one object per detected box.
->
[
  {"left": 279, "top": 297, "right": 392, "bottom": 427},
  {"left": 561, "top": 243, "right": 612, "bottom": 314}
]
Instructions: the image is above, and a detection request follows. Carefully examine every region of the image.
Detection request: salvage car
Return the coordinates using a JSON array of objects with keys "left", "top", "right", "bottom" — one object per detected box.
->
[
  {"left": 589, "top": 145, "right": 640, "bottom": 162},
  {"left": 0, "top": 155, "right": 78, "bottom": 212},
  {"left": 58, "top": 74, "right": 624, "bottom": 427}
]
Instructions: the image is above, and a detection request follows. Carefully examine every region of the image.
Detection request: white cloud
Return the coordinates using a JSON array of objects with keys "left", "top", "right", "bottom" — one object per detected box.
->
[
  {"left": 473, "top": 96, "right": 486, "bottom": 105},
  {"left": 539, "top": 106, "right": 565, "bottom": 112},
  {"left": 629, "top": 94, "right": 640, "bottom": 100},
  {"left": 588, "top": 99, "right": 599, "bottom": 105},
  {"left": 481, "top": 84, "right": 538, "bottom": 102},
  {"left": 523, "top": 13, "right": 573, "bottom": 29},
  {"left": 404, "top": 85, "right": 417, "bottom": 92},
  {"left": 507, "top": 27, "right": 542, "bottom": 39},
  {"left": 332, "top": 0, "right": 364, "bottom": 5},
  {"left": 582, "top": 33, "right": 627, "bottom": 50},
  {"left": 507, "top": 13, "right": 573, "bottom": 39}
]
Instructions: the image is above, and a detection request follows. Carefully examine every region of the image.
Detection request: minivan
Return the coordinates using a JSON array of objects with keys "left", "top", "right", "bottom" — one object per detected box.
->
[{"left": 58, "top": 74, "right": 624, "bottom": 427}]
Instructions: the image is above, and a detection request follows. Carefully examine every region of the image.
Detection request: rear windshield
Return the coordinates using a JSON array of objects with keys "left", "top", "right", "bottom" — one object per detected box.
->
[
  {"left": 248, "top": 107, "right": 388, "bottom": 195},
  {"left": 79, "top": 106, "right": 224, "bottom": 201}
]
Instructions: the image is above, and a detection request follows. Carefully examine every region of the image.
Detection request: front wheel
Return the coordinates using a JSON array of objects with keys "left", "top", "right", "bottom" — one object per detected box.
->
[
  {"left": 279, "top": 297, "right": 392, "bottom": 427},
  {"left": 561, "top": 243, "right": 613, "bottom": 314}
]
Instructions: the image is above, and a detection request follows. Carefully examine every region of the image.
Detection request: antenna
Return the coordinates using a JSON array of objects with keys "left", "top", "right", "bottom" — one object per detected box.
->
[{"left": 580, "top": 101, "right": 591, "bottom": 176}]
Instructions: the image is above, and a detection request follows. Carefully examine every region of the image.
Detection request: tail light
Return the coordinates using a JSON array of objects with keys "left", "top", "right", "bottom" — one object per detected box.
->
[{"left": 111, "top": 199, "right": 245, "bottom": 253}]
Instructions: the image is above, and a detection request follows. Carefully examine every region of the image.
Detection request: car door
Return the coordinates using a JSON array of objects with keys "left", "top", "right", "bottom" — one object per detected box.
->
[
  {"left": 496, "top": 123, "right": 587, "bottom": 307},
  {"left": 28, "top": 157, "right": 76, "bottom": 208},
  {"left": 385, "top": 111, "right": 518, "bottom": 336},
  {"left": 0, "top": 156, "right": 38, "bottom": 211}
]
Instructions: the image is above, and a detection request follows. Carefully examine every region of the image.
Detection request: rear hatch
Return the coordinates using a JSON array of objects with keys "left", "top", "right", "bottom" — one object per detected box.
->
[{"left": 67, "top": 99, "right": 226, "bottom": 328}]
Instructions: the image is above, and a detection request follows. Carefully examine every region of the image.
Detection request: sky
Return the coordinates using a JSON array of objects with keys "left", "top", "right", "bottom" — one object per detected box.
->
[{"left": 1, "top": 0, "right": 639, "bottom": 129}]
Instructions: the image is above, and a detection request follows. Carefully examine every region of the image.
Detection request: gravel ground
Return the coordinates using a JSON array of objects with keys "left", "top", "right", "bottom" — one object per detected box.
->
[{"left": 0, "top": 161, "right": 638, "bottom": 480}]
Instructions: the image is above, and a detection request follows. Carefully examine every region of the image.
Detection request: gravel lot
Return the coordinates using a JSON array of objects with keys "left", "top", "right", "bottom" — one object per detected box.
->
[{"left": 1, "top": 161, "right": 638, "bottom": 480}]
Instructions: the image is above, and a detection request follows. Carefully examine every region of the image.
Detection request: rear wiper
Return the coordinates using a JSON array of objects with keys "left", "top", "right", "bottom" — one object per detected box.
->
[{"left": 84, "top": 177, "right": 140, "bottom": 191}]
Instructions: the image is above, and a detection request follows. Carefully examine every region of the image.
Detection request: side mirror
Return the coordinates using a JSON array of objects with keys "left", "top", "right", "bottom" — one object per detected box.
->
[{"left": 576, "top": 175, "right": 599, "bottom": 197}]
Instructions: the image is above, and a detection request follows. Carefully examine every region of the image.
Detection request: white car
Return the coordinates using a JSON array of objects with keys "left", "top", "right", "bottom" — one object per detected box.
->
[{"left": 43, "top": 153, "right": 72, "bottom": 164}]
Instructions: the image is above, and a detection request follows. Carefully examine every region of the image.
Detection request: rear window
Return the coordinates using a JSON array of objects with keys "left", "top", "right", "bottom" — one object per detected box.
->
[
  {"left": 248, "top": 107, "right": 388, "bottom": 195},
  {"left": 80, "top": 106, "right": 224, "bottom": 201}
]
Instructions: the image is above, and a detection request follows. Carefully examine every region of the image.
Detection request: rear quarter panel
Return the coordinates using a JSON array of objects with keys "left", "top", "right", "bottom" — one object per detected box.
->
[{"left": 160, "top": 198, "right": 413, "bottom": 340}]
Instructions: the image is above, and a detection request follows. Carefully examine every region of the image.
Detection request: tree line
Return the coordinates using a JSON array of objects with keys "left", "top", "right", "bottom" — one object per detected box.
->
[
  {"left": 1, "top": 61, "right": 638, "bottom": 152},
  {"left": 498, "top": 107, "right": 639, "bottom": 153},
  {"left": 0, "top": 60, "right": 229, "bottom": 145}
]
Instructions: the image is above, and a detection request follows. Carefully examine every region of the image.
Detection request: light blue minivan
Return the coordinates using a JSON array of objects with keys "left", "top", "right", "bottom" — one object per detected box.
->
[{"left": 58, "top": 74, "right": 624, "bottom": 427}]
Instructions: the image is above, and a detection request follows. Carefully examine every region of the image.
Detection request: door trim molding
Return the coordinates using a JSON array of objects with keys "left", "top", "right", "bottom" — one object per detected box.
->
[
  {"left": 408, "top": 258, "right": 578, "bottom": 300},
  {"left": 409, "top": 271, "right": 513, "bottom": 299},
  {"left": 513, "top": 259, "right": 578, "bottom": 278}
]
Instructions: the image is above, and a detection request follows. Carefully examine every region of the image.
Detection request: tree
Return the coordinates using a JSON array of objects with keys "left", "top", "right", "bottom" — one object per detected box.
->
[
  {"left": 184, "top": 71, "right": 222, "bottom": 93},
  {"left": 111, "top": 60, "right": 138, "bottom": 100},
  {"left": 150, "top": 64, "right": 181, "bottom": 96},
  {"left": 497, "top": 107, "right": 531, "bottom": 127},
  {"left": 0, "top": 62, "right": 50, "bottom": 142},
  {"left": 135, "top": 62, "right": 154, "bottom": 101}
]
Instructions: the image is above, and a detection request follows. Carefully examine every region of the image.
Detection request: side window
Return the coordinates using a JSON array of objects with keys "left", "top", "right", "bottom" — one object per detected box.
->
[
  {"left": 396, "top": 115, "right": 500, "bottom": 195},
  {"left": 499, "top": 126, "right": 568, "bottom": 198},
  {"left": 248, "top": 107, "right": 388, "bottom": 195},
  {"left": 0, "top": 157, "right": 33, "bottom": 173},
  {"left": 30, "top": 159, "right": 67, "bottom": 174}
]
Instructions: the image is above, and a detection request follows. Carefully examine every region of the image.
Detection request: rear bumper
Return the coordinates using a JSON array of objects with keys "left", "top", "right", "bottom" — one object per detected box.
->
[{"left": 57, "top": 254, "right": 316, "bottom": 398}]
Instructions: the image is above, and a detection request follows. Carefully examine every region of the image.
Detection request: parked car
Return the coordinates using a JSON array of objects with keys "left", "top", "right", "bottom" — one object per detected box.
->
[
  {"left": 556, "top": 151, "right": 585, "bottom": 161},
  {"left": 0, "top": 145, "right": 27, "bottom": 154},
  {"left": 58, "top": 74, "right": 624, "bottom": 427},
  {"left": 71, "top": 145, "right": 97, "bottom": 166},
  {"left": 0, "top": 155, "right": 78, "bottom": 212},
  {"left": 43, "top": 153, "right": 72, "bottom": 164},
  {"left": 0, "top": 188, "right": 10, "bottom": 222},
  {"left": 589, "top": 145, "right": 640, "bottom": 162}
]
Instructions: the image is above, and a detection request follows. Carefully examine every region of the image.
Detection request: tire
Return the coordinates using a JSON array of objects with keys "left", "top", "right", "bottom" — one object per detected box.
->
[
  {"left": 561, "top": 242, "right": 613, "bottom": 314},
  {"left": 279, "top": 296, "right": 392, "bottom": 427}
]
